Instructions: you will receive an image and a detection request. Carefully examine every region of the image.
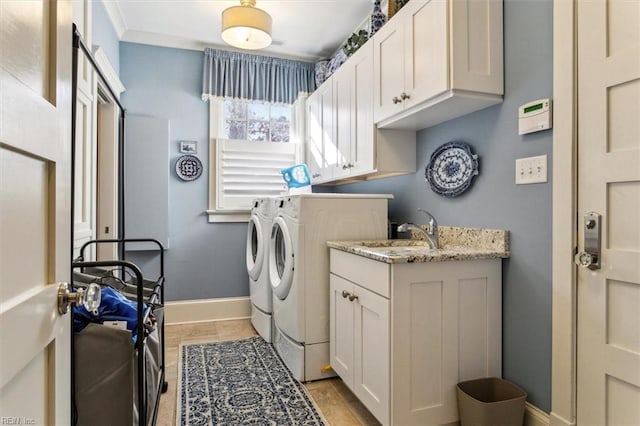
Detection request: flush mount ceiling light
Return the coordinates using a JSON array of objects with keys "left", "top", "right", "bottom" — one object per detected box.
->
[{"left": 221, "top": 0, "right": 272, "bottom": 50}]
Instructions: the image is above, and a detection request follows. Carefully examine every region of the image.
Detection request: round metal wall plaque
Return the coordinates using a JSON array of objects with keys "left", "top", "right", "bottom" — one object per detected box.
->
[
  {"left": 175, "top": 154, "right": 203, "bottom": 181},
  {"left": 425, "top": 141, "right": 479, "bottom": 197}
]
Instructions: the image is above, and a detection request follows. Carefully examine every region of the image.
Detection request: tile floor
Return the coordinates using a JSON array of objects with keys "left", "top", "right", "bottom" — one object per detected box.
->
[{"left": 156, "top": 319, "right": 380, "bottom": 426}]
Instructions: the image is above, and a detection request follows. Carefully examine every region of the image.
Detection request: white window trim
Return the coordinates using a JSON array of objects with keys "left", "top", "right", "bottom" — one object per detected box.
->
[
  {"left": 207, "top": 97, "right": 306, "bottom": 223},
  {"left": 207, "top": 100, "right": 243, "bottom": 222}
]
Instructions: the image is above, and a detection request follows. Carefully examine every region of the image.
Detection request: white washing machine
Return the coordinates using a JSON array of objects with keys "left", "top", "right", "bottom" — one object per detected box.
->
[
  {"left": 246, "top": 197, "right": 276, "bottom": 342},
  {"left": 269, "top": 193, "right": 391, "bottom": 381}
]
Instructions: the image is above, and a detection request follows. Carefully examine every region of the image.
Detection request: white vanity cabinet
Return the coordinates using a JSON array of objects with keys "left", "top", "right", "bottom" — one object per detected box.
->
[
  {"left": 330, "top": 252, "right": 391, "bottom": 424},
  {"left": 373, "top": 0, "right": 504, "bottom": 130},
  {"left": 329, "top": 248, "right": 503, "bottom": 425}
]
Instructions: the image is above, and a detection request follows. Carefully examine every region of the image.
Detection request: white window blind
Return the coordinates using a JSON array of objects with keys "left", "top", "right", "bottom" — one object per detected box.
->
[{"left": 215, "top": 139, "right": 299, "bottom": 211}]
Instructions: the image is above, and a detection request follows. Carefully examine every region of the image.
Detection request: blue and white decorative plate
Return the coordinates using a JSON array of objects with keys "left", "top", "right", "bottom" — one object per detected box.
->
[
  {"left": 176, "top": 154, "right": 203, "bottom": 181},
  {"left": 326, "top": 49, "right": 347, "bottom": 78},
  {"left": 425, "top": 142, "right": 479, "bottom": 197}
]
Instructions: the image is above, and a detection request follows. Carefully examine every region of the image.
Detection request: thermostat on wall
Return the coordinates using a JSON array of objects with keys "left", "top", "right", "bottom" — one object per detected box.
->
[{"left": 518, "top": 98, "right": 552, "bottom": 135}]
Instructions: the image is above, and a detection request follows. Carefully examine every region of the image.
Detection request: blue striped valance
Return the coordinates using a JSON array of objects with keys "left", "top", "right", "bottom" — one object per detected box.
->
[{"left": 202, "top": 48, "right": 316, "bottom": 104}]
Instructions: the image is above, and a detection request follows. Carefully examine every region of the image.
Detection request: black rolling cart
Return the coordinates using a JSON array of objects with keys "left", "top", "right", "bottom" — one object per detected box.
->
[{"left": 72, "top": 238, "right": 167, "bottom": 426}]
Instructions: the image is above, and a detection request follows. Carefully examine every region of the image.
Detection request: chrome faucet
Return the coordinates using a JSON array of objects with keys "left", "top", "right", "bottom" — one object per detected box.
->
[
  {"left": 418, "top": 208, "right": 438, "bottom": 249},
  {"left": 397, "top": 209, "right": 439, "bottom": 249}
]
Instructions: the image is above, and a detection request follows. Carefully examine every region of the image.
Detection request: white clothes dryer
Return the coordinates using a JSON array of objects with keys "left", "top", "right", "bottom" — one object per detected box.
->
[
  {"left": 269, "top": 193, "right": 391, "bottom": 381},
  {"left": 246, "top": 197, "right": 276, "bottom": 342}
]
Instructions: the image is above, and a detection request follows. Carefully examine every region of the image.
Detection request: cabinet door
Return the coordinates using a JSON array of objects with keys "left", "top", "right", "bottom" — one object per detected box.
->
[
  {"left": 332, "top": 63, "right": 353, "bottom": 179},
  {"left": 354, "top": 284, "right": 390, "bottom": 425},
  {"left": 373, "top": 14, "right": 406, "bottom": 123},
  {"left": 403, "top": 0, "right": 449, "bottom": 108},
  {"left": 305, "top": 91, "right": 324, "bottom": 183},
  {"left": 319, "top": 79, "right": 336, "bottom": 181},
  {"left": 330, "top": 275, "right": 355, "bottom": 387},
  {"left": 350, "top": 42, "right": 375, "bottom": 177}
]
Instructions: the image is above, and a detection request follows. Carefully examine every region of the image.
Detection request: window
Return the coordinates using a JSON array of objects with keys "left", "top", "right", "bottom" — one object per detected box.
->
[
  {"left": 207, "top": 97, "right": 306, "bottom": 223},
  {"left": 223, "top": 101, "right": 292, "bottom": 142}
]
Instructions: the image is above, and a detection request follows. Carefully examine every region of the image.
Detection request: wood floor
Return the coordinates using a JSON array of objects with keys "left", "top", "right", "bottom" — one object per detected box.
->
[{"left": 156, "top": 319, "right": 381, "bottom": 426}]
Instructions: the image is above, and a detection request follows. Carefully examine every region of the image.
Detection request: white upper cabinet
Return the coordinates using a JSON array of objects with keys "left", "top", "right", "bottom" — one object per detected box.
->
[
  {"left": 333, "top": 42, "right": 376, "bottom": 180},
  {"left": 307, "top": 43, "right": 416, "bottom": 186},
  {"left": 373, "top": 0, "right": 503, "bottom": 130},
  {"left": 306, "top": 76, "right": 336, "bottom": 184},
  {"left": 350, "top": 42, "right": 376, "bottom": 178},
  {"left": 333, "top": 59, "right": 354, "bottom": 179},
  {"left": 306, "top": 90, "right": 324, "bottom": 181}
]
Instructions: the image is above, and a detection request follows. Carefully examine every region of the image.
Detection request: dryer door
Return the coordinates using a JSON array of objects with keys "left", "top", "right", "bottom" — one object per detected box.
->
[
  {"left": 246, "top": 214, "right": 264, "bottom": 280},
  {"left": 269, "top": 216, "right": 294, "bottom": 300}
]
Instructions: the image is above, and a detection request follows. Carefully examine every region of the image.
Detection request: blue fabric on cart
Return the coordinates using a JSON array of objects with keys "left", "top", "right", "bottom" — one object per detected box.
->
[{"left": 73, "top": 287, "right": 146, "bottom": 342}]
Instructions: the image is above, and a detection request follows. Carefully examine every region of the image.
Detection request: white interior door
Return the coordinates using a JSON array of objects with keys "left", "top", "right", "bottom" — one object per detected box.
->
[
  {"left": 96, "top": 98, "right": 120, "bottom": 260},
  {"left": 73, "top": 82, "right": 96, "bottom": 259},
  {"left": 577, "top": 1, "right": 640, "bottom": 424},
  {"left": 72, "top": 0, "right": 97, "bottom": 261},
  {"left": 0, "top": 1, "right": 72, "bottom": 424}
]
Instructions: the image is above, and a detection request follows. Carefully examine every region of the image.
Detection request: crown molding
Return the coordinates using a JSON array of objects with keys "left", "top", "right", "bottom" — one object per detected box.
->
[
  {"left": 121, "top": 30, "right": 320, "bottom": 62},
  {"left": 101, "top": 0, "right": 127, "bottom": 39},
  {"left": 121, "top": 30, "right": 208, "bottom": 52}
]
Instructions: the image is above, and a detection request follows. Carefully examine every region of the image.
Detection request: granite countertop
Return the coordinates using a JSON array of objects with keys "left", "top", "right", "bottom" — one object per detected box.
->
[{"left": 327, "top": 226, "right": 510, "bottom": 264}]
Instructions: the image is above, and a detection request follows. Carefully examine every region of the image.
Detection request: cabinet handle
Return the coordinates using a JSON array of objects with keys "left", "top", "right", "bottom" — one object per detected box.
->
[
  {"left": 392, "top": 96, "right": 401, "bottom": 104},
  {"left": 341, "top": 290, "right": 350, "bottom": 299},
  {"left": 342, "top": 164, "right": 349, "bottom": 170},
  {"left": 348, "top": 163, "right": 354, "bottom": 168},
  {"left": 348, "top": 293, "right": 359, "bottom": 302},
  {"left": 312, "top": 173, "right": 321, "bottom": 178},
  {"left": 400, "top": 92, "right": 410, "bottom": 100}
]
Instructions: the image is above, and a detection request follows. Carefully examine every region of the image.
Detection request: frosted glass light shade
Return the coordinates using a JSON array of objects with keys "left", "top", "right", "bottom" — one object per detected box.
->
[{"left": 221, "top": 4, "right": 272, "bottom": 50}]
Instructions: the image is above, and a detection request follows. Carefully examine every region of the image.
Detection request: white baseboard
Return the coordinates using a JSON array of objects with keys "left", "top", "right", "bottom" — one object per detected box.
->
[
  {"left": 525, "top": 402, "right": 551, "bottom": 426},
  {"left": 549, "top": 411, "right": 575, "bottom": 426},
  {"left": 165, "top": 297, "right": 251, "bottom": 324}
]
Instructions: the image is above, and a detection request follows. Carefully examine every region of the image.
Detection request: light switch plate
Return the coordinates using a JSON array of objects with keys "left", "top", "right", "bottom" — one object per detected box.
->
[{"left": 515, "top": 155, "right": 547, "bottom": 184}]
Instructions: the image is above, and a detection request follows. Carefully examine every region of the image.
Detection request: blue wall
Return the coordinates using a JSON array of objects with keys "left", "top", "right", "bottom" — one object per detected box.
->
[
  {"left": 92, "top": 0, "right": 120, "bottom": 72},
  {"left": 115, "top": 0, "right": 552, "bottom": 413},
  {"left": 330, "top": 0, "right": 553, "bottom": 413},
  {"left": 120, "top": 42, "right": 248, "bottom": 301}
]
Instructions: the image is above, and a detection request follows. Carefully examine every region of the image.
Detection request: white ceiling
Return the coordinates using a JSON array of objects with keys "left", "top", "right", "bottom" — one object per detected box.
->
[{"left": 104, "top": 0, "right": 381, "bottom": 61}]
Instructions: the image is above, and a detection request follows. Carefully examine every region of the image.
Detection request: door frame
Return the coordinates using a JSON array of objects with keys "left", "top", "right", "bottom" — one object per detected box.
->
[
  {"left": 94, "top": 46, "right": 125, "bottom": 260},
  {"left": 551, "top": 1, "right": 578, "bottom": 426}
]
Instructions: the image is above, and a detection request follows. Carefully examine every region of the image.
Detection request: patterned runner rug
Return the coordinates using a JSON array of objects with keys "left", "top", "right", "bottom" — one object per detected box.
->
[{"left": 177, "top": 337, "right": 326, "bottom": 425}]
